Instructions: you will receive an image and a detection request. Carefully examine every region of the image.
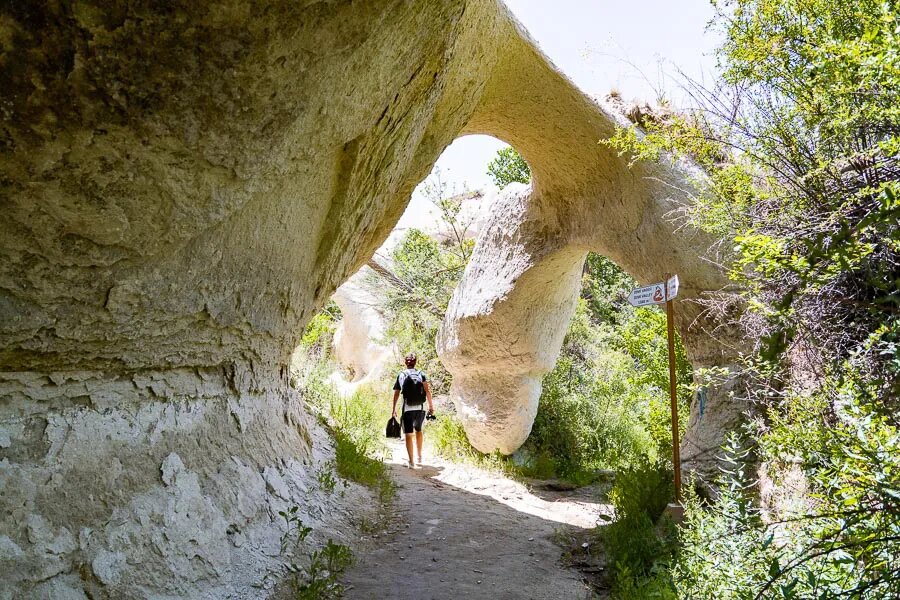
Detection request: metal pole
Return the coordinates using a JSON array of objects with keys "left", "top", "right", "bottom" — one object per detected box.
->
[{"left": 665, "top": 275, "right": 683, "bottom": 504}]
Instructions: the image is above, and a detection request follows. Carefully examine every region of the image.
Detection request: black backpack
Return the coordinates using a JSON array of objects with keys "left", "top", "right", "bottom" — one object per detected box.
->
[
  {"left": 385, "top": 416, "right": 401, "bottom": 439},
  {"left": 400, "top": 369, "right": 426, "bottom": 405}
]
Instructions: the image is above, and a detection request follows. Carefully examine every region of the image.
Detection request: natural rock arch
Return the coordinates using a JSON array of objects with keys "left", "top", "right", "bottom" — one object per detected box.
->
[
  {"left": 435, "top": 24, "right": 746, "bottom": 468},
  {"left": 0, "top": 1, "right": 743, "bottom": 596}
]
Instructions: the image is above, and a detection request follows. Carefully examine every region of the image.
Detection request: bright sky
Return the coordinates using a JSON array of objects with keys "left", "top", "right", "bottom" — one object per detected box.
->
[{"left": 399, "top": 0, "right": 721, "bottom": 229}]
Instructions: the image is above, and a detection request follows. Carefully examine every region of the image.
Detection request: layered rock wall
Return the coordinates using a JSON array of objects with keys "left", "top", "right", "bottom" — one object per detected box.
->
[{"left": 2, "top": 1, "right": 503, "bottom": 596}]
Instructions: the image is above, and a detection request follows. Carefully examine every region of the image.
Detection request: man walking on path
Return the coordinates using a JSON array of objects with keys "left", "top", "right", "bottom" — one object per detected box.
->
[{"left": 391, "top": 353, "right": 434, "bottom": 468}]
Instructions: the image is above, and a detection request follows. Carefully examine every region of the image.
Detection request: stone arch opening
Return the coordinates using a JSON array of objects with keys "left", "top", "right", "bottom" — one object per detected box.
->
[
  {"left": 321, "top": 133, "right": 529, "bottom": 394},
  {"left": 433, "top": 15, "right": 747, "bottom": 478}
]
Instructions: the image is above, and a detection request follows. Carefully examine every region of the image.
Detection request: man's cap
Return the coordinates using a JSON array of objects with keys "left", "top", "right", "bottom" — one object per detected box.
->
[{"left": 405, "top": 352, "right": 417, "bottom": 361}]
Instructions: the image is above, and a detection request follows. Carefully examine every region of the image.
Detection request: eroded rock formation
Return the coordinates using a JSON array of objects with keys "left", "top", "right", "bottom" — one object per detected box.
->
[
  {"left": 330, "top": 269, "right": 393, "bottom": 393},
  {"left": 435, "top": 21, "right": 746, "bottom": 469},
  {"left": 1, "top": 1, "right": 744, "bottom": 595}
]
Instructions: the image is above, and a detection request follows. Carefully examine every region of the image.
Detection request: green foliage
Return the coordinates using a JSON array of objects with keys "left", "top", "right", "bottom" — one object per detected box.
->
[
  {"left": 293, "top": 539, "right": 355, "bottom": 600},
  {"left": 581, "top": 253, "right": 638, "bottom": 325},
  {"left": 430, "top": 411, "right": 522, "bottom": 478},
  {"left": 604, "top": 1, "right": 900, "bottom": 596},
  {"left": 429, "top": 412, "right": 481, "bottom": 463},
  {"left": 300, "top": 301, "right": 342, "bottom": 358},
  {"left": 301, "top": 373, "right": 396, "bottom": 505},
  {"left": 618, "top": 308, "right": 692, "bottom": 461},
  {"left": 486, "top": 146, "right": 531, "bottom": 188},
  {"left": 315, "top": 462, "right": 338, "bottom": 494},
  {"left": 607, "top": 0, "right": 900, "bottom": 377},
  {"left": 378, "top": 229, "right": 460, "bottom": 392},
  {"left": 388, "top": 229, "right": 461, "bottom": 314},
  {"left": 673, "top": 401, "right": 900, "bottom": 600},
  {"left": 520, "top": 255, "right": 691, "bottom": 483},
  {"left": 602, "top": 465, "right": 679, "bottom": 598},
  {"left": 522, "top": 307, "right": 658, "bottom": 483},
  {"left": 277, "top": 504, "right": 353, "bottom": 599},
  {"left": 672, "top": 436, "right": 772, "bottom": 599},
  {"left": 330, "top": 386, "right": 396, "bottom": 504},
  {"left": 278, "top": 506, "right": 313, "bottom": 554},
  {"left": 376, "top": 170, "right": 477, "bottom": 393}
]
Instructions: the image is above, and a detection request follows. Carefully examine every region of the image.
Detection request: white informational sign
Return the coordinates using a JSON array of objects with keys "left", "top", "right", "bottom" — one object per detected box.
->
[
  {"left": 627, "top": 282, "right": 666, "bottom": 307},
  {"left": 666, "top": 274, "right": 679, "bottom": 301}
]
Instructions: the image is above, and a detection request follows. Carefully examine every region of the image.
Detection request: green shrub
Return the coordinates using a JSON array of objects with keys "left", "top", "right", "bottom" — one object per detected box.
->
[
  {"left": 299, "top": 301, "right": 342, "bottom": 359},
  {"left": 602, "top": 464, "right": 679, "bottom": 597},
  {"left": 523, "top": 350, "right": 656, "bottom": 483},
  {"left": 673, "top": 382, "right": 900, "bottom": 600},
  {"left": 294, "top": 539, "right": 354, "bottom": 600},
  {"left": 519, "top": 294, "right": 688, "bottom": 483},
  {"left": 376, "top": 228, "right": 461, "bottom": 393},
  {"left": 300, "top": 374, "right": 396, "bottom": 504},
  {"left": 429, "top": 412, "right": 480, "bottom": 463}
]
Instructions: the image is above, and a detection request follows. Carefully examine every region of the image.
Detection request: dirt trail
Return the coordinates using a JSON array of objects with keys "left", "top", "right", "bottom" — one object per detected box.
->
[{"left": 342, "top": 441, "right": 611, "bottom": 599}]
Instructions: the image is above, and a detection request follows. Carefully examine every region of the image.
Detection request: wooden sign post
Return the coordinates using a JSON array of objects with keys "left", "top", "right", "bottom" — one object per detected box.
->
[
  {"left": 628, "top": 274, "right": 684, "bottom": 517},
  {"left": 664, "top": 274, "right": 683, "bottom": 505}
]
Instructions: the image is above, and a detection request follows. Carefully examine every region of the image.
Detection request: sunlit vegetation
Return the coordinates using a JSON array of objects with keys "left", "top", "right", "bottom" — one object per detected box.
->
[{"left": 602, "top": 0, "right": 900, "bottom": 596}]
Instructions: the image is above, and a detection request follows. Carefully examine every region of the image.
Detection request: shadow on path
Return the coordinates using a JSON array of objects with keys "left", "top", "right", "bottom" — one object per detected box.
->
[{"left": 342, "top": 442, "right": 610, "bottom": 599}]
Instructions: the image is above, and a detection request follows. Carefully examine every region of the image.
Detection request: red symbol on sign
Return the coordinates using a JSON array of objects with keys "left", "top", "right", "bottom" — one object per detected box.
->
[{"left": 652, "top": 287, "right": 664, "bottom": 302}]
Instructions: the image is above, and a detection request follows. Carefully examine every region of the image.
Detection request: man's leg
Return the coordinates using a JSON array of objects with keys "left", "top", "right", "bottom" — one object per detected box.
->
[
  {"left": 415, "top": 430, "right": 424, "bottom": 465},
  {"left": 404, "top": 433, "right": 415, "bottom": 466}
]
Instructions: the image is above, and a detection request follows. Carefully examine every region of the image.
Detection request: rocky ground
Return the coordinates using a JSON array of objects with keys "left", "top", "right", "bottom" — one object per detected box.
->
[{"left": 341, "top": 440, "right": 612, "bottom": 599}]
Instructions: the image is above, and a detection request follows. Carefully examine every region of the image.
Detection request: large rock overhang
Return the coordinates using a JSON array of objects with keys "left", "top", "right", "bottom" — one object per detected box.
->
[{"left": 0, "top": 1, "right": 743, "bottom": 596}]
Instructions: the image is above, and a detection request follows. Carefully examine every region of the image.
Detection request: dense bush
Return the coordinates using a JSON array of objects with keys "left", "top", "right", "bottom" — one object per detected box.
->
[
  {"left": 520, "top": 256, "right": 692, "bottom": 482},
  {"left": 603, "top": 465, "right": 679, "bottom": 599},
  {"left": 604, "top": 0, "right": 900, "bottom": 597},
  {"left": 522, "top": 303, "right": 659, "bottom": 482}
]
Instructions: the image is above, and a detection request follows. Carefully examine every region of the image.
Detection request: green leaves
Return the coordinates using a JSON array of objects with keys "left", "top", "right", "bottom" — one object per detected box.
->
[
  {"left": 486, "top": 146, "right": 531, "bottom": 188},
  {"left": 609, "top": 2, "right": 900, "bottom": 597}
]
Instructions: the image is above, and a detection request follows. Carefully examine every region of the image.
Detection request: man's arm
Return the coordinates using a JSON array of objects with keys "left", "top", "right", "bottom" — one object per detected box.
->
[
  {"left": 391, "top": 389, "right": 400, "bottom": 418},
  {"left": 424, "top": 381, "right": 434, "bottom": 414}
]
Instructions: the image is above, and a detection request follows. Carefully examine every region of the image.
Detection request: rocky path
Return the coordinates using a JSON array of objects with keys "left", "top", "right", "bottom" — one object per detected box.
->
[{"left": 341, "top": 441, "right": 611, "bottom": 599}]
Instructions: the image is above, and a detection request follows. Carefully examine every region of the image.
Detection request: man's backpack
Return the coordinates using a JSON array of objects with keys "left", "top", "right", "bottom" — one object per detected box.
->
[{"left": 400, "top": 369, "right": 426, "bottom": 405}]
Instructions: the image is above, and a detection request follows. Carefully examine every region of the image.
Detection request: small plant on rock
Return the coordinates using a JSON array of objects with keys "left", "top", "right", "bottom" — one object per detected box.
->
[
  {"left": 316, "top": 462, "right": 338, "bottom": 494},
  {"left": 279, "top": 505, "right": 313, "bottom": 553},
  {"left": 294, "top": 539, "right": 355, "bottom": 600}
]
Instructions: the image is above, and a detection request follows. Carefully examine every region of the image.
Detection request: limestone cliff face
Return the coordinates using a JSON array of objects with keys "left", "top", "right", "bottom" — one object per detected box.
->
[{"left": 1, "top": 1, "right": 744, "bottom": 596}]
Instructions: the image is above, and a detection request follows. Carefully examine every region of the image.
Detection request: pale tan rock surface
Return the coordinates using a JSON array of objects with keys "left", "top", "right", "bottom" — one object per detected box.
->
[
  {"left": 437, "top": 20, "right": 746, "bottom": 467},
  {"left": 331, "top": 268, "right": 393, "bottom": 393},
  {"left": 1, "top": 1, "right": 744, "bottom": 595}
]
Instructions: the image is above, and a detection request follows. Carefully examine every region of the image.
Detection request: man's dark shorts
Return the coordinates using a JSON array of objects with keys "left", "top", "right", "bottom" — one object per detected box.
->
[{"left": 402, "top": 409, "right": 426, "bottom": 434}]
